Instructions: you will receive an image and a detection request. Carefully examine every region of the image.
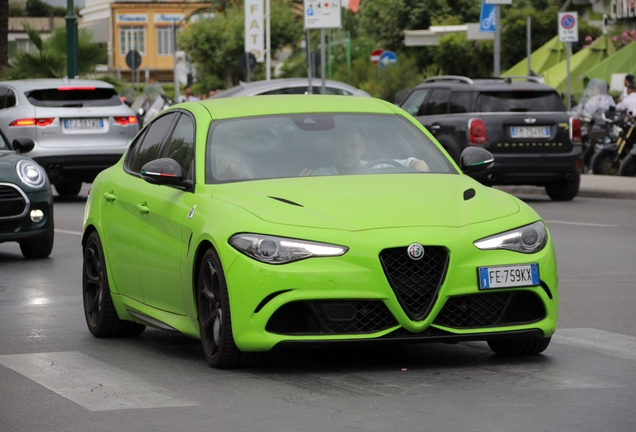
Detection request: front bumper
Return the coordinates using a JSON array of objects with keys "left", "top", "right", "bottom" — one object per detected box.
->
[
  {"left": 471, "top": 146, "right": 582, "bottom": 186},
  {"left": 222, "top": 223, "right": 559, "bottom": 352},
  {"left": 0, "top": 189, "right": 53, "bottom": 243}
]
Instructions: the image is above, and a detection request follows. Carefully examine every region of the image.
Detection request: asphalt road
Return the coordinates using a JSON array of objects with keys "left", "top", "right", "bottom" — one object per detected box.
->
[{"left": 1, "top": 188, "right": 635, "bottom": 432}]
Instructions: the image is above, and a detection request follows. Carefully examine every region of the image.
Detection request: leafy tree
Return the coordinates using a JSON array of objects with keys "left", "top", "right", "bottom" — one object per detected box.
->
[
  {"left": 179, "top": 0, "right": 301, "bottom": 88},
  {"left": 1, "top": 25, "right": 107, "bottom": 79},
  {"left": 432, "top": 33, "right": 493, "bottom": 77},
  {"left": 26, "top": 0, "right": 66, "bottom": 17}
]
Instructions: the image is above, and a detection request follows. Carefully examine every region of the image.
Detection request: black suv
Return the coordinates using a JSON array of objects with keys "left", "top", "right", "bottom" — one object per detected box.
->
[{"left": 399, "top": 76, "right": 583, "bottom": 201}]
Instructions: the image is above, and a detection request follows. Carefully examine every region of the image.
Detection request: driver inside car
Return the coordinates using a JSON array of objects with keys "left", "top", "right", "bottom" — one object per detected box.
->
[{"left": 300, "top": 126, "right": 429, "bottom": 176}]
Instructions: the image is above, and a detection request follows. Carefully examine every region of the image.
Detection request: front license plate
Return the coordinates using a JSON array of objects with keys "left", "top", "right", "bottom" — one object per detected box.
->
[
  {"left": 478, "top": 263, "right": 540, "bottom": 289},
  {"left": 510, "top": 126, "right": 550, "bottom": 139},
  {"left": 64, "top": 118, "right": 104, "bottom": 129}
]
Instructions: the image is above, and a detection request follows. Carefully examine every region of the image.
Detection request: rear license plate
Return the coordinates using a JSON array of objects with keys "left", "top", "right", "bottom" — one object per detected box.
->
[
  {"left": 64, "top": 118, "right": 104, "bottom": 129},
  {"left": 510, "top": 126, "right": 550, "bottom": 139},
  {"left": 478, "top": 263, "right": 540, "bottom": 289}
]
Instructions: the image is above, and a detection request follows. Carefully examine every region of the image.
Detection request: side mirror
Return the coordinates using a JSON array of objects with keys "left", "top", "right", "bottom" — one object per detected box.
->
[
  {"left": 460, "top": 147, "right": 494, "bottom": 174},
  {"left": 12, "top": 136, "right": 35, "bottom": 154},
  {"left": 140, "top": 158, "right": 191, "bottom": 189}
]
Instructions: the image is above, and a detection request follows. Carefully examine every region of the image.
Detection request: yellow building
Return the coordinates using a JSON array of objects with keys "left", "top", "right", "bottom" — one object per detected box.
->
[{"left": 81, "top": 1, "right": 210, "bottom": 82}]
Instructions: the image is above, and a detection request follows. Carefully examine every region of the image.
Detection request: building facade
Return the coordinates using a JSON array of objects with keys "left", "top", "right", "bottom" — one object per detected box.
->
[{"left": 80, "top": 1, "right": 209, "bottom": 82}]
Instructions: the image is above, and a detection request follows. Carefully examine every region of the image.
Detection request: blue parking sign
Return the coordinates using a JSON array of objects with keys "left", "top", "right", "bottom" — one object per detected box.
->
[{"left": 480, "top": 0, "right": 496, "bottom": 32}]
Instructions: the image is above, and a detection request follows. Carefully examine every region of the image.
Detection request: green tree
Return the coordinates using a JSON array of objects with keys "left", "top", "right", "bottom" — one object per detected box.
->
[
  {"left": 179, "top": 0, "right": 301, "bottom": 88},
  {"left": 1, "top": 25, "right": 107, "bottom": 79},
  {"left": 26, "top": 0, "right": 66, "bottom": 17}
]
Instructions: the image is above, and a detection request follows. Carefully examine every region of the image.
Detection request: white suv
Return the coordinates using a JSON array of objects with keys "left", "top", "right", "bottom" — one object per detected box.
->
[{"left": 0, "top": 79, "right": 139, "bottom": 196}]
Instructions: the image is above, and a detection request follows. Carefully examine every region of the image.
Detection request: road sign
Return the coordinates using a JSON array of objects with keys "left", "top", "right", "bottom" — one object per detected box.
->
[
  {"left": 479, "top": 0, "right": 496, "bottom": 32},
  {"left": 558, "top": 12, "right": 579, "bottom": 42},
  {"left": 378, "top": 51, "right": 397, "bottom": 69},
  {"left": 125, "top": 50, "right": 141, "bottom": 69},
  {"left": 238, "top": 52, "right": 257, "bottom": 70},
  {"left": 370, "top": 49, "right": 384, "bottom": 64},
  {"left": 245, "top": 0, "right": 264, "bottom": 62},
  {"left": 303, "top": 0, "right": 342, "bottom": 29}
]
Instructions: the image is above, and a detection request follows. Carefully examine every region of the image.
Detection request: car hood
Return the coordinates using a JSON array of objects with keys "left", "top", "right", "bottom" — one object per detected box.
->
[
  {"left": 0, "top": 152, "right": 22, "bottom": 182},
  {"left": 212, "top": 174, "right": 520, "bottom": 230}
]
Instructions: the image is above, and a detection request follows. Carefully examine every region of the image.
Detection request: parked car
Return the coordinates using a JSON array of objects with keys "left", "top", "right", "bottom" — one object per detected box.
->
[
  {"left": 399, "top": 76, "right": 583, "bottom": 201},
  {"left": 0, "top": 128, "right": 54, "bottom": 258},
  {"left": 0, "top": 79, "right": 139, "bottom": 196},
  {"left": 82, "top": 95, "right": 558, "bottom": 369},
  {"left": 211, "top": 78, "right": 371, "bottom": 98}
]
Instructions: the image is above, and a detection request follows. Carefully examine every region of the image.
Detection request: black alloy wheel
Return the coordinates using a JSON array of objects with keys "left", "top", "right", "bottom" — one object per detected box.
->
[
  {"left": 197, "top": 248, "right": 256, "bottom": 368},
  {"left": 82, "top": 231, "right": 145, "bottom": 337}
]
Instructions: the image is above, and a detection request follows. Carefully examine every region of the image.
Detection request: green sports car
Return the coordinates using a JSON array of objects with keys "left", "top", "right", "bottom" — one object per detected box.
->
[{"left": 82, "top": 95, "right": 558, "bottom": 368}]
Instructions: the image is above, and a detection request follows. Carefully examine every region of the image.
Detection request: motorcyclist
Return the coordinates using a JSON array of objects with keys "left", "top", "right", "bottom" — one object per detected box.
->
[{"left": 580, "top": 80, "right": 615, "bottom": 117}]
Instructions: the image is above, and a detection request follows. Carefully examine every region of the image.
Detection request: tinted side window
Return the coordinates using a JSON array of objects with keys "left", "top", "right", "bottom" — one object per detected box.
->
[
  {"left": 401, "top": 89, "right": 429, "bottom": 116},
  {"left": 449, "top": 91, "right": 473, "bottom": 114},
  {"left": 162, "top": 114, "right": 195, "bottom": 180},
  {"left": 6, "top": 89, "right": 16, "bottom": 108},
  {"left": 420, "top": 89, "right": 451, "bottom": 115},
  {"left": 0, "top": 87, "right": 7, "bottom": 109},
  {"left": 127, "top": 113, "right": 177, "bottom": 174}
]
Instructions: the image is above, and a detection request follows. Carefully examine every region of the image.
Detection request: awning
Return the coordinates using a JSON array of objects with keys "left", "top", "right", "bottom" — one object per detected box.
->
[{"left": 502, "top": 36, "right": 566, "bottom": 77}]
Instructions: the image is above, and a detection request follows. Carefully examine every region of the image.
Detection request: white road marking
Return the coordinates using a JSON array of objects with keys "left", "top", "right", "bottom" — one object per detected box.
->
[
  {"left": 553, "top": 328, "right": 636, "bottom": 362},
  {"left": 0, "top": 352, "right": 199, "bottom": 411},
  {"left": 545, "top": 220, "right": 619, "bottom": 228},
  {"left": 54, "top": 229, "right": 83, "bottom": 236}
]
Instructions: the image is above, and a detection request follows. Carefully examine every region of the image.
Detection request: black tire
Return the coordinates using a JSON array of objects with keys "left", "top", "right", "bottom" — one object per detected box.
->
[
  {"left": 83, "top": 231, "right": 145, "bottom": 337},
  {"left": 487, "top": 337, "right": 551, "bottom": 356},
  {"left": 545, "top": 171, "right": 580, "bottom": 201},
  {"left": 55, "top": 182, "right": 83, "bottom": 197},
  {"left": 591, "top": 148, "right": 619, "bottom": 175},
  {"left": 197, "top": 248, "right": 256, "bottom": 368},
  {"left": 19, "top": 224, "right": 54, "bottom": 258},
  {"left": 618, "top": 153, "right": 636, "bottom": 176}
]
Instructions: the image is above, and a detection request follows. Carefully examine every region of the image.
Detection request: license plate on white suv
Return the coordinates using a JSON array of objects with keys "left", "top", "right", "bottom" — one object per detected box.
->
[
  {"left": 64, "top": 118, "right": 104, "bottom": 129},
  {"left": 510, "top": 126, "right": 550, "bottom": 138},
  {"left": 478, "top": 263, "right": 540, "bottom": 289}
]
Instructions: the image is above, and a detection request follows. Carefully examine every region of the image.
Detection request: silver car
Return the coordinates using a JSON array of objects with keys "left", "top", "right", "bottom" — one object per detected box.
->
[
  {"left": 0, "top": 79, "right": 139, "bottom": 196},
  {"left": 212, "top": 78, "right": 370, "bottom": 98}
]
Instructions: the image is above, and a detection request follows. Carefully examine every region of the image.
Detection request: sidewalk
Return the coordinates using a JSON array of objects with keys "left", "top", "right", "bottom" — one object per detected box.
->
[{"left": 496, "top": 174, "right": 636, "bottom": 200}]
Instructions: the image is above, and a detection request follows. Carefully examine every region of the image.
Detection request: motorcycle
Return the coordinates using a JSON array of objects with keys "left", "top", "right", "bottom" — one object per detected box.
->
[
  {"left": 129, "top": 83, "right": 172, "bottom": 128},
  {"left": 579, "top": 108, "right": 620, "bottom": 173},
  {"left": 618, "top": 145, "right": 636, "bottom": 176},
  {"left": 591, "top": 110, "right": 636, "bottom": 175}
]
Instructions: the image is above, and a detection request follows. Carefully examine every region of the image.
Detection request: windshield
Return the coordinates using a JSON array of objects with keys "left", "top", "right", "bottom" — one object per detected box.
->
[
  {"left": 477, "top": 91, "right": 566, "bottom": 112},
  {"left": 206, "top": 114, "right": 456, "bottom": 182}
]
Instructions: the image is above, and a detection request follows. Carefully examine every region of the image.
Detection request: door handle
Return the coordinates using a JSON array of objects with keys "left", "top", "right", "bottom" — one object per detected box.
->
[
  {"left": 103, "top": 192, "right": 116, "bottom": 202},
  {"left": 136, "top": 203, "right": 150, "bottom": 214}
]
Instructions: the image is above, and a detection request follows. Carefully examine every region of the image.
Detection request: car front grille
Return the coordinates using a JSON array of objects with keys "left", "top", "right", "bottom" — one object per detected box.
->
[
  {"left": 266, "top": 300, "right": 397, "bottom": 335},
  {"left": 433, "top": 291, "right": 546, "bottom": 329},
  {"left": 379, "top": 246, "right": 448, "bottom": 321},
  {"left": 0, "top": 184, "right": 28, "bottom": 218}
]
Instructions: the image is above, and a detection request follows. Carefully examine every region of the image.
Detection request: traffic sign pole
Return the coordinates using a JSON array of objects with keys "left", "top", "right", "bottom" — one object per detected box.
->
[
  {"left": 558, "top": 12, "right": 578, "bottom": 111},
  {"left": 566, "top": 42, "right": 571, "bottom": 110},
  {"left": 494, "top": 5, "right": 500, "bottom": 76}
]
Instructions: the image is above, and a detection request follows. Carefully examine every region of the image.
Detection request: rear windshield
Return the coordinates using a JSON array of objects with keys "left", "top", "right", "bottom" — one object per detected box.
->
[
  {"left": 26, "top": 87, "right": 122, "bottom": 107},
  {"left": 477, "top": 91, "right": 566, "bottom": 113}
]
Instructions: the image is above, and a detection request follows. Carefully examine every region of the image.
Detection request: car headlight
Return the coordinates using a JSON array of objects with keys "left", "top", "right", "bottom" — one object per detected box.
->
[
  {"left": 474, "top": 221, "right": 547, "bottom": 254},
  {"left": 229, "top": 234, "right": 348, "bottom": 264},
  {"left": 16, "top": 159, "right": 46, "bottom": 188}
]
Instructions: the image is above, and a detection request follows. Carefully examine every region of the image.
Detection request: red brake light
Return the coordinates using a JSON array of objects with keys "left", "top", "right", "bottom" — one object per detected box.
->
[
  {"left": 469, "top": 118, "right": 487, "bottom": 145},
  {"left": 570, "top": 118, "right": 582, "bottom": 144},
  {"left": 114, "top": 116, "right": 138, "bottom": 125},
  {"left": 57, "top": 86, "right": 96, "bottom": 91},
  {"left": 10, "top": 118, "right": 54, "bottom": 127}
]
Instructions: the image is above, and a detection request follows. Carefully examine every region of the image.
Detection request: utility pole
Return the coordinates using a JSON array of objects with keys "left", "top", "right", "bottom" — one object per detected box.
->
[{"left": 66, "top": 0, "right": 79, "bottom": 78}]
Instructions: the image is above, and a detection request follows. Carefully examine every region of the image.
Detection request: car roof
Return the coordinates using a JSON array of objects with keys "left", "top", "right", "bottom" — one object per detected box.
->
[
  {"left": 213, "top": 78, "right": 370, "bottom": 97},
  {"left": 414, "top": 77, "right": 557, "bottom": 92},
  {"left": 0, "top": 78, "right": 116, "bottom": 91},
  {"left": 185, "top": 95, "right": 398, "bottom": 120}
]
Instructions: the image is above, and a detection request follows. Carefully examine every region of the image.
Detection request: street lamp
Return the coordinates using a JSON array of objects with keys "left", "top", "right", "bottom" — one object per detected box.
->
[{"left": 66, "top": 0, "right": 79, "bottom": 78}]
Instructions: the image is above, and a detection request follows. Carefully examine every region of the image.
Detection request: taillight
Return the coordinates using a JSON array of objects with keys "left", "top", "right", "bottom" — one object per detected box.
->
[
  {"left": 9, "top": 118, "right": 54, "bottom": 127},
  {"left": 468, "top": 118, "right": 487, "bottom": 145},
  {"left": 114, "top": 116, "right": 138, "bottom": 125},
  {"left": 570, "top": 118, "right": 582, "bottom": 144}
]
